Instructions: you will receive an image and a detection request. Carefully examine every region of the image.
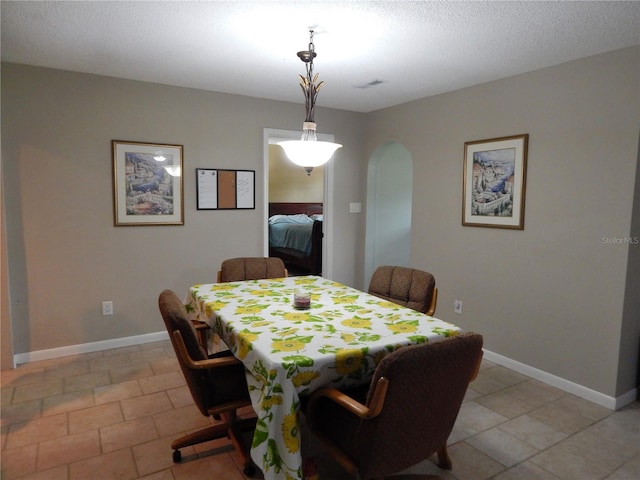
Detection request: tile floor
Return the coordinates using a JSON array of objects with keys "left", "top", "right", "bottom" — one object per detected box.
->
[{"left": 1, "top": 340, "right": 639, "bottom": 480}]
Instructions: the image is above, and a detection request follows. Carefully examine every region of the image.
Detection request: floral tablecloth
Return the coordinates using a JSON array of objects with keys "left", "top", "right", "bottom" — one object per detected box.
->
[{"left": 186, "top": 275, "right": 461, "bottom": 480}]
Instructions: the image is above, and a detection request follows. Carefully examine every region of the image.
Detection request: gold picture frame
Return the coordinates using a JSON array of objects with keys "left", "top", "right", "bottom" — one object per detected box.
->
[
  {"left": 463, "top": 134, "right": 528, "bottom": 230},
  {"left": 112, "top": 140, "right": 184, "bottom": 226}
]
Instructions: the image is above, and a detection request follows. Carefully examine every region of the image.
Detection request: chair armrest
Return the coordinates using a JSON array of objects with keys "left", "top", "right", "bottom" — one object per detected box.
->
[
  {"left": 191, "top": 320, "right": 210, "bottom": 330},
  {"left": 308, "top": 377, "right": 389, "bottom": 420},
  {"left": 173, "top": 330, "right": 243, "bottom": 370},
  {"left": 425, "top": 287, "right": 438, "bottom": 316},
  {"left": 470, "top": 350, "right": 483, "bottom": 382}
]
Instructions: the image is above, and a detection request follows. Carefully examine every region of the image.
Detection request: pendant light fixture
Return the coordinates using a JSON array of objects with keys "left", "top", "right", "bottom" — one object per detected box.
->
[{"left": 278, "top": 30, "right": 342, "bottom": 175}]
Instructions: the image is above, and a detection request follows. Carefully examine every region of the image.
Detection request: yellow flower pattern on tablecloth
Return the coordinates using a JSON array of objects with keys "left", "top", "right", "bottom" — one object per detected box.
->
[
  {"left": 261, "top": 394, "right": 283, "bottom": 409},
  {"left": 335, "top": 348, "right": 364, "bottom": 375},
  {"left": 387, "top": 321, "right": 419, "bottom": 334},
  {"left": 372, "top": 299, "right": 401, "bottom": 309},
  {"left": 282, "top": 412, "right": 299, "bottom": 453},
  {"left": 250, "top": 289, "right": 280, "bottom": 296},
  {"left": 340, "top": 332, "right": 356, "bottom": 343},
  {"left": 236, "top": 303, "right": 270, "bottom": 314},
  {"left": 291, "top": 370, "right": 320, "bottom": 387},
  {"left": 282, "top": 311, "right": 310, "bottom": 322},
  {"left": 237, "top": 331, "right": 258, "bottom": 359},
  {"left": 272, "top": 339, "right": 306, "bottom": 352},
  {"left": 331, "top": 295, "right": 359, "bottom": 304},
  {"left": 204, "top": 300, "right": 228, "bottom": 317},
  {"left": 185, "top": 275, "right": 461, "bottom": 480},
  {"left": 341, "top": 317, "right": 372, "bottom": 329}
]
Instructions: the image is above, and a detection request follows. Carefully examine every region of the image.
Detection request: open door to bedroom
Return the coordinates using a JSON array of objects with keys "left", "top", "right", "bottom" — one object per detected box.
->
[{"left": 266, "top": 140, "right": 325, "bottom": 276}]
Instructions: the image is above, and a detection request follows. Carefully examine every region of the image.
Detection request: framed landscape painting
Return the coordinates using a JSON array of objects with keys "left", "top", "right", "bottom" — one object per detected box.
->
[
  {"left": 462, "top": 134, "right": 528, "bottom": 230},
  {"left": 112, "top": 140, "right": 184, "bottom": 226}
]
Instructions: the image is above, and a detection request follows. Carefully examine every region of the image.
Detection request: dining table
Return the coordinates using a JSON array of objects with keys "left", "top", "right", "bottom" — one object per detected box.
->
[{"left": 185, "top": 275, "right": 462, "bottom": 480}]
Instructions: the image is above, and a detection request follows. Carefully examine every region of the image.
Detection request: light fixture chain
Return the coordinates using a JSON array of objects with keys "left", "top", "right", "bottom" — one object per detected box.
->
[
  {"left": 308, "top": 30, "right": 315, "bottom": 55},
  {"left": 297, "top": 29, "right": 323, "bottom": 123}
]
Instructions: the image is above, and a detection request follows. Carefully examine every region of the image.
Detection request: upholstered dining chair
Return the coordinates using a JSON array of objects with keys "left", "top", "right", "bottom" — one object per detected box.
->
[
  {"left": 305, "top": 333, "right": 483, "bottom": 480},
  {"left": 218, "top": 256, "right": 288, "bottom": 282},
  {"left": 158, "top": 289, "right": 257, "bottom": 476},
  {"left": 368, "top": 265, "right": 438, "bottom": 316}
]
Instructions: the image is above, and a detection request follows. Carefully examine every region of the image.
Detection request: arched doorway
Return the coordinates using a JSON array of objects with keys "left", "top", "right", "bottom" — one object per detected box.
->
[{"left": 364, "top": 142, "right": 413, "bottom": 287}]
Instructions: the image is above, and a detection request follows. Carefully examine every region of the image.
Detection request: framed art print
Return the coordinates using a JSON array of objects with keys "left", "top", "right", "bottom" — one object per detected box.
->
[
  {"left": 112, "top": 140, "right": 184, "bottom": 226},
  {"left": 462, "top": 134, "right": 528, "bottom": 230}
]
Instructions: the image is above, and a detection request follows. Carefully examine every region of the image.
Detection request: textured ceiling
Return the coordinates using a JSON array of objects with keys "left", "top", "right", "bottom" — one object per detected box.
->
[{"left": 2, "top": 1, "right": 639, "bottom": 112}]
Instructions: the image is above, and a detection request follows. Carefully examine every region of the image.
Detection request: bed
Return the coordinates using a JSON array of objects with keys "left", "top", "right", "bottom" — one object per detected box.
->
[{"left": 268, "top": 202, "right": 323, "bottom": 275}]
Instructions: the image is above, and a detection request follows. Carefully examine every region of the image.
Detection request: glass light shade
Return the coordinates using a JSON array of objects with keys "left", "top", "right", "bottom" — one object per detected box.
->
[{"left": 278, "top": 140, "right": 342, "bottom": 168}]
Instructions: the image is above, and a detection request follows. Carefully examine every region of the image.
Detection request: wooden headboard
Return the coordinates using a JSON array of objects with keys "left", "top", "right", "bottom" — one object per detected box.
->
[{"left": 269, "top": 202, "right": 323, "bottom": 217}]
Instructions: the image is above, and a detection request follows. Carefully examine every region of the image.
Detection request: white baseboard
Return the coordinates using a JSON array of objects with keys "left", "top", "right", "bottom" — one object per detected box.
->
[
  {"left": 13, "top": 331, "right": 169, "bottom": 366},
  {"left": 12, "top": 336, "right": 637, "bottom": 410},
  {"left": 483, "top": 349, "right": 637, "bottom": 411}
]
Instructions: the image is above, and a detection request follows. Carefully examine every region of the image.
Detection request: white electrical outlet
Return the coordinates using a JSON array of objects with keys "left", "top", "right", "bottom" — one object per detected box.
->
[
  {"left": 454, "top": 299, "right": 462, "bottom": 314},
  {"left": 102, "top": 301, "right": 114, "bottom": 316}
]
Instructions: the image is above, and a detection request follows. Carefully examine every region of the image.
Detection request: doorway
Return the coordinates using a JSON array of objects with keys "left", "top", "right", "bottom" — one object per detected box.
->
[
  {"left": 263, "top": 128, "right": 335, "bottom": 278},
  {"left": 364, "top": 142, "right": 413, "bottom": 286}
]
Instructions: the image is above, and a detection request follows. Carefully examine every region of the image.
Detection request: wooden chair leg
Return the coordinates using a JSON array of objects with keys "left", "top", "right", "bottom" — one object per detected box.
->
[
  {"left": 437, "top": 444, "right": 452, "bottom": 470},
  {"left": 171, "top": 423, "right": 229, "bottom": 451},
  {"left": 222, "top": 411, "right": 257, "bottom": 477}
]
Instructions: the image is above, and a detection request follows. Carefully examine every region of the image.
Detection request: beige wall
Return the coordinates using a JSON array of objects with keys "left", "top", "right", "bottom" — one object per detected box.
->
[
  {"left": 364, "top": 46, "right": 640, "bottom": 399},
  {"left": 2, "top": 46, "right": 638, "bottom": 403},
  {"left": 268, "top": 145, "right": 325, "bottom": 203},
  {"left": 1, "top": 63, "right": 365, "bottom": 355}
]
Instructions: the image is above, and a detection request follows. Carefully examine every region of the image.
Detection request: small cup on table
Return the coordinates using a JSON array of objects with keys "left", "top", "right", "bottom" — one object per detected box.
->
[{"left": 293, "top": 290, "right": 311, "bottom": 310}]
